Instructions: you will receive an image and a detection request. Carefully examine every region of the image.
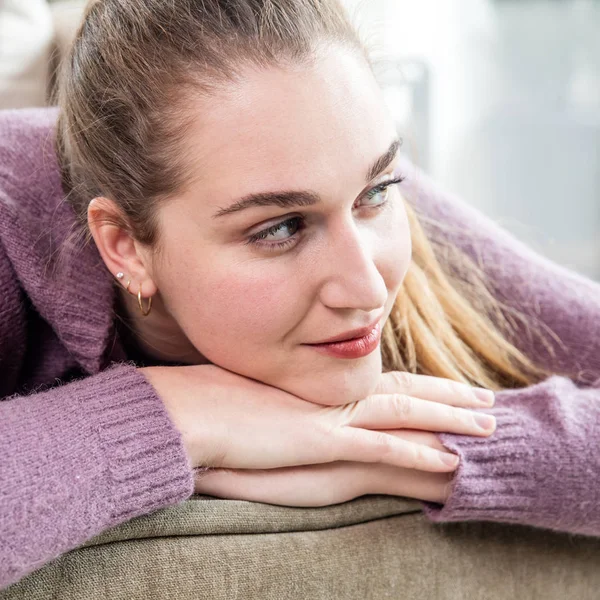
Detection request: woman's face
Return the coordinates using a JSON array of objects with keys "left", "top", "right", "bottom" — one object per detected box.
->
[{"left": 148, "top": 47, "right": 412, "bottom": 405}]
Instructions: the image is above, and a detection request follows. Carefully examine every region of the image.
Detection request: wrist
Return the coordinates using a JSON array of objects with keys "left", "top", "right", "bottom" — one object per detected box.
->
[{"left": 137, "top": 365, "right": 200, "bottom": 467}]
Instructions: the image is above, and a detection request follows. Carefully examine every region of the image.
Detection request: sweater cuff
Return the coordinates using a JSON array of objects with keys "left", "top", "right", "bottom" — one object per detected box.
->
[
  {"left": 418, "top": 376, "right": 600, "bottom": 536},
  {"left": 77, "top": 363, "right": 194, "bottom": 524},
  {"left": 420, "top": 404, "right": 535, "bottom": 525}
]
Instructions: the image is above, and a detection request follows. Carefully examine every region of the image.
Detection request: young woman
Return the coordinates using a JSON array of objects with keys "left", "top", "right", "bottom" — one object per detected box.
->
[{"left": 1, "top": 0, "right": 599, "bottom": 590}]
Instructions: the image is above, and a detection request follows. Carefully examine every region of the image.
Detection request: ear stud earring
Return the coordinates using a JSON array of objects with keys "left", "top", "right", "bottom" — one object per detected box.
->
[{"left": 116, "top": 272, "right": 124, "bottom": 280}]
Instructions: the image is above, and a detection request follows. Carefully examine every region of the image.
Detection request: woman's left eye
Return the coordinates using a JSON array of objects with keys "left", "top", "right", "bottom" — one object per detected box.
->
[{"left": 359, "top": 175, "right": 405, "bottom": 208}]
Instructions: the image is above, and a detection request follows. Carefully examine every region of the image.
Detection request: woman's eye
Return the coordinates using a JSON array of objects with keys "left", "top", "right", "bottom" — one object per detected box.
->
[
  {"left": 245, "top": 175, "right": 405, "bottom": 253},
  {"left": 360, "top": 176, "right": 405, "bottom": 208},
  {"left": 363, "top": 185, "right": 390, "bottom": 207},
  {"left": 247, "top": 216, "right": 303, "bottom": 250}
]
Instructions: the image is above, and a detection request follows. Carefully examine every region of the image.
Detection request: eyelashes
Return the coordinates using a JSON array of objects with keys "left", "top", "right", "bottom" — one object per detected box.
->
[
  {"left": 362, "top": 176, "right": 405, "bottom": 205},
  {"left": 246, "top": 175, "right": 406, "bottom": 252},
  {"left": 247, "top": 216, "right": 304, "bottom": 250}
]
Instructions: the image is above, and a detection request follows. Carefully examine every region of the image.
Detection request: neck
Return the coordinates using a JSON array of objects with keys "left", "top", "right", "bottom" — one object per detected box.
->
[{"left": 115, "top": 286, "right": 208, "bottom": 366}]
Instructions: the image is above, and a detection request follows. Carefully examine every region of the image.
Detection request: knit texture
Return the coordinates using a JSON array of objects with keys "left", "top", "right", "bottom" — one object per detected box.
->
[
  {"left": 396, "top": 162, "right": 600, "bottom": 535},
  {"left": 1, "top": 107, "right": 600, "bottom": 589},
  {"left": 422, "top": 377, "right": 600, "bottom": 536},
  {"left": 1, "top": 365, "right": 194, "bottom": 587},
  {"left": 0, "top": 108, "right": 194, "bottom": 590}
]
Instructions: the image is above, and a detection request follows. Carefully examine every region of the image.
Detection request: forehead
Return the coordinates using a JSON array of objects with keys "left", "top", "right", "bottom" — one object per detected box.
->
[{"left": 179, "top": 47, "right": 397, "bottom": 203}]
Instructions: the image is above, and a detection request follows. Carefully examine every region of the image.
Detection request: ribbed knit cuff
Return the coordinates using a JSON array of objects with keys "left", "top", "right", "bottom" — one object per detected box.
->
[
  {"left": 420, "top": 405, "right": 536, "bottom": 525},
  {"left": 76, "top": 363, "right": 195, "bottom": 524},
  {"left": 0, "top": 362, "right": 196, "bottom": 590},
  {"left": 419, "top": 376, "right": 600, "bottom": 536}
]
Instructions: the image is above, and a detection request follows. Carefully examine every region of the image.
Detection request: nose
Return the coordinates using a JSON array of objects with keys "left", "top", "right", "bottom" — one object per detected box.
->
[{"left": 317, "top": 219, "right": 388, "bottom": 312}]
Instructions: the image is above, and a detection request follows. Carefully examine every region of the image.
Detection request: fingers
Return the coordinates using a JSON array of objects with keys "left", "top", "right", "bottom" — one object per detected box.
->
[
  {"left": 194, "top": 468, "right": 268, "bottom": 502},
  {"left": 193, "top": 463, "right": 357, "bottom": 507},
  {"left": 380, "top": 429, "right": 448, "bottom": 453},
  {"left": 348, "top": 393, "right": 497, "bottom": 437},
  {"left": 375, "top": 371, "right": 495, "bottom": 408},
  {"left": 359, "top": 461, "right": 456, "bottom": 504},
  {"left": 194, "top": 460, "right": 455, "bottom": 507},
  {"left": 333, "top": 427, "right": 460, "bottom": 472},
  {"left": 315, "top": 373, "right": 496, "bottom": 474}
]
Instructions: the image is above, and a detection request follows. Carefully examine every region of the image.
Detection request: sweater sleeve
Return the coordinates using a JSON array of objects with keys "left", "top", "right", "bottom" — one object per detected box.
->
[
  {"left": 400, "top": 162, "right": 600, "bottom": 536},
  {"left": 0, "top": 109, "right": 194, "bottom": 590},
  {"left": 0, "top": 364, "right": 195, "bottom": 590},
  {"left": 422, "top": 377, "right": 600, "bottom": 536}
]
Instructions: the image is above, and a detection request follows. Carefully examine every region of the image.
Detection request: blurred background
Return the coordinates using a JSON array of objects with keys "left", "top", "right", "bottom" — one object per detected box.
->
[
  {"left": 346, "top": 0, "right": 600, "bottom": 280},
  {"left": 1, "top": 0, "right": 599, "bottom": 279}
]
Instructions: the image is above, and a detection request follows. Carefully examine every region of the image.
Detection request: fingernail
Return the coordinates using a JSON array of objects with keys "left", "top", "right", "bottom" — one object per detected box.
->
[
  {"left": 473, "top": 388, "right": 495, "bottom": 406},
  {"left": 474, "top": 413, "right": 496, "bottom": 431},
  {"left": 439, "top": 452, "right": 460, "bottom": 467}
]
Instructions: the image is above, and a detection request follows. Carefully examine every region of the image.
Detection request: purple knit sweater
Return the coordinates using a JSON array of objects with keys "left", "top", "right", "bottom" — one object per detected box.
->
[{"left": 1, "top": 108, "right": 599, "bottom": 590}]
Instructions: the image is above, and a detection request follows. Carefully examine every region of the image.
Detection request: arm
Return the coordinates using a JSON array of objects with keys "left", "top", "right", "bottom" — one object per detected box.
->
[
  {"left": 424, "top": 377, "right": 600, "bottom": 536},
  {"left": 400, "top": 160, "right": 600, "bottom": 535},
  {"left": 0, "top": 236, "right": 26, "bottom": 398},
  {"left": 0, "top": 364, "right": 195, "bottom": 591},
  {"left": 0, "top": 240, "right": 193, "bottom": 590}
]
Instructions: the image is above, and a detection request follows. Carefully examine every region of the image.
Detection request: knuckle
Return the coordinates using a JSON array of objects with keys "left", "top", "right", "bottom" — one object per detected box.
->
[
  {"left": 442, "top": 378, "right": 460, "bottom": 399},
  {"left": 404, "top": 443, "right": 420, "bottom": 470},
  {"left": 372, "top": 431, "right": 395, "bottom": 460},
  {"left": 448, "top": 405, "right": 466, "bottom": 427},
  {"left": 391, "top": 393, "right": 413, "bottom": 424},
  {"left": 391, "top": 370, "right": 413, "bottom": 393},
  {"left": 448, "top": 379, "right": 475, "bottom": 404},
  {"left": 370, "top": 431, "right": 424, "bottom": 471},
  {"left": 453, "top": 381, "right": 470, "bottom": 399}
]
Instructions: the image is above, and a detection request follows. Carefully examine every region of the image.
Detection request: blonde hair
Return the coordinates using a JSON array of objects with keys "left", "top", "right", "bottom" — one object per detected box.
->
[
  {"left": 380, "top": 198, "right": 556, "bottom": 390},
  {"left": 56, "top": 0, "right": 556, "bottom": 390}
]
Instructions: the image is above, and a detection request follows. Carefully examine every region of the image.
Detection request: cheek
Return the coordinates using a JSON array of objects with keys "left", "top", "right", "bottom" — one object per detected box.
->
[
  {"left": 379, "top": 200, "right": 412, "bottom": 293},
  {"left": 166, "top": 254, "right": 308, "bottom": 352}
]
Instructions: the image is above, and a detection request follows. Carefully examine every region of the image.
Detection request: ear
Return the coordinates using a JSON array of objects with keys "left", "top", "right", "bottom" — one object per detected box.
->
[{"left": 87, "top": 197, "right": 158, "bottom": 298}]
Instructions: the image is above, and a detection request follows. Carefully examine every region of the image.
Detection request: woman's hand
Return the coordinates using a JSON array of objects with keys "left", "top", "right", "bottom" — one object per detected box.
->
[
  {"left": 141, "top": 365, "right": 495, "bottom": 476},
  {"left": 193, "top": 430, "right": 456, "bottom": 506}
]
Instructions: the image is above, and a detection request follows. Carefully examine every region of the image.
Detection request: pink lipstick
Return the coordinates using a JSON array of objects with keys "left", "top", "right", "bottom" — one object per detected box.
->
[{"left": 306, "top": 323, "right": 382, "bottom": 359}]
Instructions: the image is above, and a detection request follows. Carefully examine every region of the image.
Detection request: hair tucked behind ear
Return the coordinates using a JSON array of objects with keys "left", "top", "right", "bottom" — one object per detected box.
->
[{"left": 56, "top": 0, "right": 557, "bottom": 390}]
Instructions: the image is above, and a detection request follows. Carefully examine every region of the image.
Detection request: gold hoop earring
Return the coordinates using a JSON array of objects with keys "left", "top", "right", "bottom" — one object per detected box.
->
[
  {"left": 126, "top": 279, "right": 132, "bottom": 293},
  {"left": 137, "top": 289, "right": 152, "bottom": 317}
]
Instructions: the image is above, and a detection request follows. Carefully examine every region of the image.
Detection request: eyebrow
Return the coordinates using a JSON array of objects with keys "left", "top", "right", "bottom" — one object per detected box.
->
[{"left": 212, "top": 138, "right": 401, "bottom": 219}]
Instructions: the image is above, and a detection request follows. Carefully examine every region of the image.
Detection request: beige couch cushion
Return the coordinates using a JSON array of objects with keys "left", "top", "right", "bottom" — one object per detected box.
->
[{"left": 2, "top": 495, "right": 600, "bottom": 599}]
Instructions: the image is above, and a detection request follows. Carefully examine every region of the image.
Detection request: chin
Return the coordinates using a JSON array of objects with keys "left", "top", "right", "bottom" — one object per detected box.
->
[{"left": 288, "top": 352, "right": 383, "bottom": 406}]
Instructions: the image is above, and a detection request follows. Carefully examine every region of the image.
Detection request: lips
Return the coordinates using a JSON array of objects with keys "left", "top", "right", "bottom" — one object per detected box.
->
[
  {"left": 308, "top": 318, "right": 382, "bottom": 345},
  {"left": 305, "top": 323, "right": 383, "bottom": 359}
]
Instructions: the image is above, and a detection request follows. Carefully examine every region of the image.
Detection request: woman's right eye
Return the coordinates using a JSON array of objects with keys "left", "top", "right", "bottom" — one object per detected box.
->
[{"left": 246, "top": 216, "right": 305, "bottom": 251}]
